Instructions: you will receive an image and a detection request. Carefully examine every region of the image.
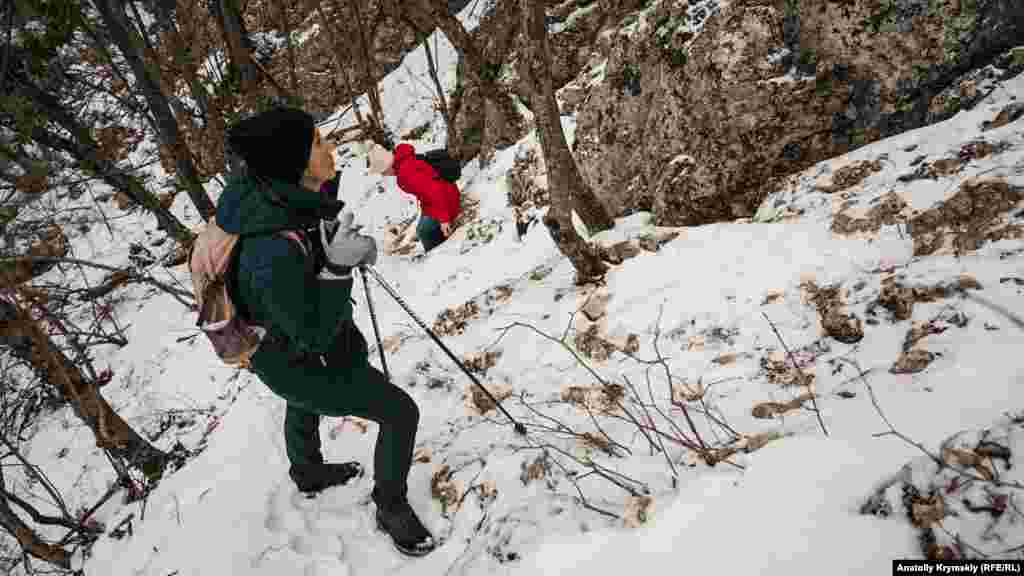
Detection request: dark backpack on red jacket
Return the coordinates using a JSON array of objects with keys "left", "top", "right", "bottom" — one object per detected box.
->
[{"left": 415, "top": 149, "right": 462, "bottom": 183}]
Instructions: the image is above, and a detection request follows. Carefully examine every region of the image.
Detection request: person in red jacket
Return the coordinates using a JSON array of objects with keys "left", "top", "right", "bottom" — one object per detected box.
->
[{"left": 368, "top": 143, "right": 460, "bottom": 253}]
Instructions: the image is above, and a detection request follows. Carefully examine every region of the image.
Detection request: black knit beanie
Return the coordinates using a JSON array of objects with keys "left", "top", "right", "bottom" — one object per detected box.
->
[{"left": 227, "top": 107, "right": 316, "bottom": 185}]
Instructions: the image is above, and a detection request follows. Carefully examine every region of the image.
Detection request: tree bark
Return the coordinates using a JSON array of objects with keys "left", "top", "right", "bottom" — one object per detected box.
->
[
  {"left": 518, "top": 0, "right": 609, "bottom": 284},
  {"left": 277, "top": 0, "right": 300, "bottom": 99},
  {"left": 420, "top": 31, "right": 449, "bottom": 127},
  {"left": 91, "top": 0, "right": 216, "bottom": 220},
  {"left": 213, "top": 0, "right": 260, "bottom": 93},
  {"left": 342, "top": 0, "right": 388, "bottom": 145},
  {"left": 0, "top": 294, "right": 168, "bottom": 477}
]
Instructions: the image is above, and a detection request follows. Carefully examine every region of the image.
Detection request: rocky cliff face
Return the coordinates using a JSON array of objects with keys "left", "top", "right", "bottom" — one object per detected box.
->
[{"left": 570, "top": 0, "right": 1024, "bottom": 226}]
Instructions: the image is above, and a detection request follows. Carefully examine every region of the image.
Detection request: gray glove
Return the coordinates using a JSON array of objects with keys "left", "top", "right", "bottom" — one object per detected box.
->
[{"left": 320, "top": 213, "right": 378, "bottom": 272}]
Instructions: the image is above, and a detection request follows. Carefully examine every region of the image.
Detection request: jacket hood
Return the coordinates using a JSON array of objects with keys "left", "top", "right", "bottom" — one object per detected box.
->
[
  {"left": 215, "top": 174, "right": 324, "bottom": 236},
  {"left": 392, "top": 143, "right": 416, "bottom": 172}
]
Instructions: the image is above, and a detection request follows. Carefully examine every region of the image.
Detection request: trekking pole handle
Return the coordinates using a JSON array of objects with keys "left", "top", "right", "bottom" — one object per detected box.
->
[{"left": 360, "top": 265, "right": 527, "bottom": 436}]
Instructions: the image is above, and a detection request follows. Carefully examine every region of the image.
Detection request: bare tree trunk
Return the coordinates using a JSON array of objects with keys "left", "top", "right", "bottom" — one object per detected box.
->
[
  {"left": 421, "top": 31, "right": 449, "bottom": 127},
  {"left": 91, "top": 0, "right": 216, "bottom": 220},
  {"left": 314, "top": 3, "right": 373, "bottom": 144},
  {"left": 348, "top": 0, "right": 387, "bottom": 139},
  {"left": 395, "top": 0, "right": 524, "bottom": 161},
  {"left": 519, "top": 0, "right": 608, "bottom": 284},
  {"left": 213, "top": 0, "right": 260, "bottom": 93},
  {"left": 0, "top": 294, "right": 168, "bottom": 477}
]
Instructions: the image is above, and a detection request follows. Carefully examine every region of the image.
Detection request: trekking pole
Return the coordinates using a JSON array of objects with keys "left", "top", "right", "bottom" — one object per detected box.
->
[
  {"left": 358, "top": 267, "right": 390, "bottom": 381},
  {"left": 360, "top": 265, "right": 528, "bottom": 436}
]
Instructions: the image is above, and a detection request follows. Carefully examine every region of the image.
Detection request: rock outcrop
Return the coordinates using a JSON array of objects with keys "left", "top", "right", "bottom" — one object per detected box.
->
[{"left": 572, "top": 0, "right": 1024, "bottom": 225}]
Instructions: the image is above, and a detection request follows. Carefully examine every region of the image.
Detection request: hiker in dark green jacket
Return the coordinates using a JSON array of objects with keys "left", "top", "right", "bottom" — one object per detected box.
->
[{"left": 220, "top": 107, "right": 435, "bottom": 557}]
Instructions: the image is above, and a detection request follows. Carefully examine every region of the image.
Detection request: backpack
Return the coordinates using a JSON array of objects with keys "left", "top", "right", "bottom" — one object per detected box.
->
[
  {"left": 188, "top": 218, "right": 306, "bottom": 368},
  {"left": 415, "top": 148, "right": 462, "bottom": 183}
]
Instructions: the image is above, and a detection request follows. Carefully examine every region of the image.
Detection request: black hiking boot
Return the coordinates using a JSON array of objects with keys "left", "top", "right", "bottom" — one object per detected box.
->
[
  {"left": 289, "top": 461, "right": 364, "bottom": 495},
  {"left": 373, "top": 492, "right": 436, "bottom": 557}
]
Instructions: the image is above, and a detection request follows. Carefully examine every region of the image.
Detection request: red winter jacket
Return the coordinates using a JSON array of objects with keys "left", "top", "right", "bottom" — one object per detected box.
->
[{"left": 392, "top": 144, "right": 461, "bottom": 224}]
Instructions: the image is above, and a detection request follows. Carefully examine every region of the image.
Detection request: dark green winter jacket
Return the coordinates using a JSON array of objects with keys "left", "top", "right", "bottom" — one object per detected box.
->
[{"left": 215, "top": 174, "right": 368, "bottom": 379}]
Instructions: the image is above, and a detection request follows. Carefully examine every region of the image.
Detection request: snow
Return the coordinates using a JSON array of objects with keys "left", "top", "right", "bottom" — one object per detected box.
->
[
  {"left": 6, "top": 8, "right": 1024, "bottom": 576},
  {"left": 518, "top": 436, "right": 918, "bottom": 576}
]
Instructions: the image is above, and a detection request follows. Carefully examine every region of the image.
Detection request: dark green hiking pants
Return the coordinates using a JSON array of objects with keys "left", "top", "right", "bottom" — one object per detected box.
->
[{"left": 252, "top": 350, "right": 420, "bottom": 500}]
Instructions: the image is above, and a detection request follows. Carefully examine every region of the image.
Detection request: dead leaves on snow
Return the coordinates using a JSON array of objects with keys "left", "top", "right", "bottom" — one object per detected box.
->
[
  {"left": 433, "top": 300, "right": 481, "bottom": 337},
  {"left": 751, "top": 391, "right": 816, "bottom": 419},
  {"left": 430, "top": 464, "right": 463, "bottom": 515},
  {"left": 801, "top": 281, "right": 864, "bottom": 344},
  {"left": 463, "top": 350, "right": 502, "bottom": 375},
  {"left": 872, "top": 275, "right": 981, "bottom": 322},
  {"left": 761, "top": 349, "right": 815, "bottom": 388},
  {"left": 910, "top": 178, "right": 1024, "bottom": 257},
  {"left": 816, "top": 159, "right": 883, "bottom": 194},
  {"left": 561, "top": 382, "right": 625, "bottom": 414},
  {"left": 520, "top": 453, "right": 550, "bottom": 486},
  {"left": 830, "top": 190, "right": 909, "bottom": 237},
  {"left": 890, "top": 349, "right": 936, "bottom": 374},
  {"left": 465, "top": 381, "right": 514, "bottom": 416},
  {"left": 623, "top": 495, "right": 654, "bottom": 528}
]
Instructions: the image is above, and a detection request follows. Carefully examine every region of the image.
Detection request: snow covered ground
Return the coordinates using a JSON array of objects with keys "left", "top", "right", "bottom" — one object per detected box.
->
[{"left": 7, "top": 5, "right": 1024, "bottom": 574}]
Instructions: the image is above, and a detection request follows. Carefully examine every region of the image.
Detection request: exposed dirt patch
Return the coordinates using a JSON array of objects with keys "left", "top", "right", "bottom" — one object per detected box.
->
[
  {"left": 909, "top": 178, "right": 1024, "bottom": 256},
  {"left": 817, "top": 160, "right": 883, "bottom": 194}
]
